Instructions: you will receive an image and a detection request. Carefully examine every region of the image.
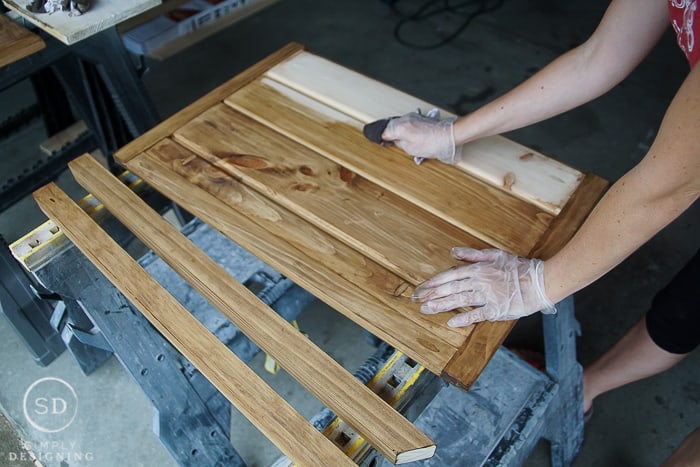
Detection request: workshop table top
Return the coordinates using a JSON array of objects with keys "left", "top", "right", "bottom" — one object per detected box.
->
[
  {"left": 114, "top": 42, "right": 609, "bottom": 390},
  {"left": 3, "top": 0, "right": 159, "bottom": 44}
]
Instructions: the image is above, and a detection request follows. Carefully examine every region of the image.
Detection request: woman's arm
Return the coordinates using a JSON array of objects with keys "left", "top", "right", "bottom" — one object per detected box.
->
[
  {"left": 413, "top": 65, "right": 700, "bottom": 326},
  {"left": 544, "top": 63, "right": 700, "bottom": 303},
  {"left": 453, "top": 0, "right": 671, "bottom": 144},
  {"left": 382, "top": 0, "right": 671, "bottom": 160}
]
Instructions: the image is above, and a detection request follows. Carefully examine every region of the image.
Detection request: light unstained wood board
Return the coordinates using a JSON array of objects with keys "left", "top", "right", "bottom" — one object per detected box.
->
[
  {"left": 68, "top": 154, "right": 436, "bottom": 465},
  {"left": 266, "top": 51, "right": 583, "bottom": 215},
  {"left": 224, "top": 77, "right": 552, "bottom": 254},
  {"left": 32, "top": 182, "right": 356, "bottom": 467},
  {"left": 0, "top": 12, "right": 45, "bottom": 66},
  {"left": 3, "top": 0, "right": 160, "bottom": 44}
]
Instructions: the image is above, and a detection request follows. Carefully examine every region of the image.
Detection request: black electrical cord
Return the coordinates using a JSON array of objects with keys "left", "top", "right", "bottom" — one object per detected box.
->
[{"left": 383, "top": 0, "right": 505, "bottom": 49}]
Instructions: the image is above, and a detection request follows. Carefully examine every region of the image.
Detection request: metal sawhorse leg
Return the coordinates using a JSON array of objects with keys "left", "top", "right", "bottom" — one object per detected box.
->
[{"left": 378, "top": 297, "right": 584, "bottom": 467}]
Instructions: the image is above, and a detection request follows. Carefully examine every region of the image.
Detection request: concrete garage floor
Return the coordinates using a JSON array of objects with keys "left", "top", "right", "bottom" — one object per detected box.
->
[{"left": 1, "top": 0, "right": 699, "bottom": 466}]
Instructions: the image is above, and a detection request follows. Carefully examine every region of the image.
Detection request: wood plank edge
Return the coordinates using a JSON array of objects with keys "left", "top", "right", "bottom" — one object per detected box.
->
[
  {"left": 31, "top": 182, "right": 355, "bottom": 467},
  {"left": 440, "top": 320, "right": 516, "bottom": 391},
  {"left": 397, "top": 445, "right": 438, "bottom": 464},
  {"left": 529, "top": 172, "right": 609, "bottom": 260},
  {"left": 114, "top": 41, "right": 305, "bottom": 164}
]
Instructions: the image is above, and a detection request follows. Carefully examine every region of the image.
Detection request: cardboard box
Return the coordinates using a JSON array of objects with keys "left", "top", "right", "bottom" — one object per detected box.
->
[{"left": 122, "top": 0, "right": 255, "bottom": 56}]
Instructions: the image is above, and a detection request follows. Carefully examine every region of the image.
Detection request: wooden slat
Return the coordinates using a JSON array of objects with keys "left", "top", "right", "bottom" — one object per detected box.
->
[
  {"left": 136, "top": 139, "right": 461, "bottom": 371},
  {"left": 224, "top": 77, "right": 552, "bottom": 254},
  {"left": 32, "top": 182, "right": 355, "bottom": 467},
  {"left": 441, "top": 173, "right": 608, "bottom": 389},
  {"left": 0, "top": 13, "right": 45, "bottom": 67},
  {"left": 114, "top": 42, "right": 305, "bottom": 164},
  {"left": 173, "top": 104, "right": 490, "bottom": 285},
  {"left": 266, "top": 51, "right": 583, "bottom": 215},
  {"left": 69, "top": 154, "right": 436, "bottom": 464}
]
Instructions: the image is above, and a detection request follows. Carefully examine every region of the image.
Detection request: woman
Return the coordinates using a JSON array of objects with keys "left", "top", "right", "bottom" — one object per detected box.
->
[{"left": 381, "top": 0, "right": 699, "bottom": 463}]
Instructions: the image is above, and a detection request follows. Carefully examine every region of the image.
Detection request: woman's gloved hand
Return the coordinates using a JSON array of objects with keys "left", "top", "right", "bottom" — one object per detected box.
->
[
  {"left": 381, "top": 109, "right": 459, "bottom": 164},
  {"left": 411, "top": 247, "right": 557, "bottom": 327}
]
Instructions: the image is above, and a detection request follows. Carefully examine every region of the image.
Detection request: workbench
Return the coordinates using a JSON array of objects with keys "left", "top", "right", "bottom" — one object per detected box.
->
[{"left": 10, "top": 43, "right": 608, "bottom": 465}]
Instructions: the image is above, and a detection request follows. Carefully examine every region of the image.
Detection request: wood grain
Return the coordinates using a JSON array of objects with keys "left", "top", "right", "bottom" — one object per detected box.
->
[
  {"left": 33, "top": 182, "right": 355, "bottom": 467},
  {"left": 136, "top": 139, "right": 462, "bottom": 371},
  {"left": 114, "top": 42, "right": 305, "bottom": 164},
  {"left": 0, "top": 13, "right": 45, "bottom": 67},
  {"left": 266, "top": 51, "right": 583, "bottom": 215},
  {"left": 173, "top": 104, "right": 490, "bottom": 284},
  {"left": 69, "top": 154, "right": 436, "bottom": 464},
  {"left": 224, "top": 77, "right": 553, "bottom": 254}
]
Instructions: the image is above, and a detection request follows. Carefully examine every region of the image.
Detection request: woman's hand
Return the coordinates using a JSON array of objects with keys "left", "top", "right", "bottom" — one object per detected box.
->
[
  {"left": 381, "top": 110, "right": 458, "bottom": 164},
  {"left": 412, "top": 247, "right": 556, "bottom": 327}
]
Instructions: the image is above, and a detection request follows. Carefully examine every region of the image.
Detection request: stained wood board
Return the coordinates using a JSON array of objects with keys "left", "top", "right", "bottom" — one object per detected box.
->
[
  {"left": 135, "top": 139, "right": 463, "bottom": 373},
  {"left": 3, "top": 0, "right": 160, "bottom": 44},
  {"left": 266, "top": 51, "right": 583, "bottom": 215},
  {"left": 67, "top": 154, "right": 436, "bottom": 465},
  {"left": 173, "top": 104, "right": 492, "bottom": 285},
  {"left": 224, "top": 77, "right": 552, "bottom": 254},
  {"left": 32, "top": 182, "right": 357, "bottom": 467},
  {"left": 0, "top": 12, "right": 45, "bottom": 66}
]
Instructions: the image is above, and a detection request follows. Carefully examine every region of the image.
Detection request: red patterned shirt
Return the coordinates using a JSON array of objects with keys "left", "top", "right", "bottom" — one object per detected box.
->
[{"left": 668, "top": 0, "right": 700, "bottom": 68}]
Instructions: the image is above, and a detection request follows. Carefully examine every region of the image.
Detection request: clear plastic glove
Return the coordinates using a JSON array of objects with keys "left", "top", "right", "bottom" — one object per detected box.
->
[
  {"left": 381, "top": 109, "right": 460, "bottom": 164},
  {"left": 411, "top": 247, "right": 556, "bottom": 327}
]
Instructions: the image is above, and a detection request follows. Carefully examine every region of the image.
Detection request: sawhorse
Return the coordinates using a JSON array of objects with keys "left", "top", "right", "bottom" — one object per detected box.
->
[{"left": 373, "top": 297, "right": 583, "bottom": 466}]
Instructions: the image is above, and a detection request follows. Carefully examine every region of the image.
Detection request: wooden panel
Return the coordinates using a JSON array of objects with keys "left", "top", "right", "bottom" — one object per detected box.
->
[
  {"left": 32, "top": 182, "right": 355, "bottom": 467},
  {"left": 225, "top": 77, "right": 553, "bottom": 254},
  {"left": 69, "top": 154, "right": 436, "bottom": 464},
  {"left": 136, "top": 139, "right": 463, "bottom": 371},
  {"left": 173, "top": 104, "right": 490, "bottom": 285},
  {"left": 266, "top": 51, "right": 583, "bottom": 215},
  {"left": 114, "top": 42, "right": 305, "bottom": 164},
  {"left": 0, "top": 13, "right": 45, "bottom": 67},
  {"left": 4, "top": 0, "right": 159, "bottom": 44}
]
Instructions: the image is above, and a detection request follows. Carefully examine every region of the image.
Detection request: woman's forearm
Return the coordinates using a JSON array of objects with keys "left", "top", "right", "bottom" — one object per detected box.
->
[
  {"left": 544, "top": 168, "right": 698, "bottom": 303},
  {"left": 453, "top": 0, "right": 669, "bottom": 145},
  {"left": 543, "top": 64, "right": 700, "bottom": 303}
]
